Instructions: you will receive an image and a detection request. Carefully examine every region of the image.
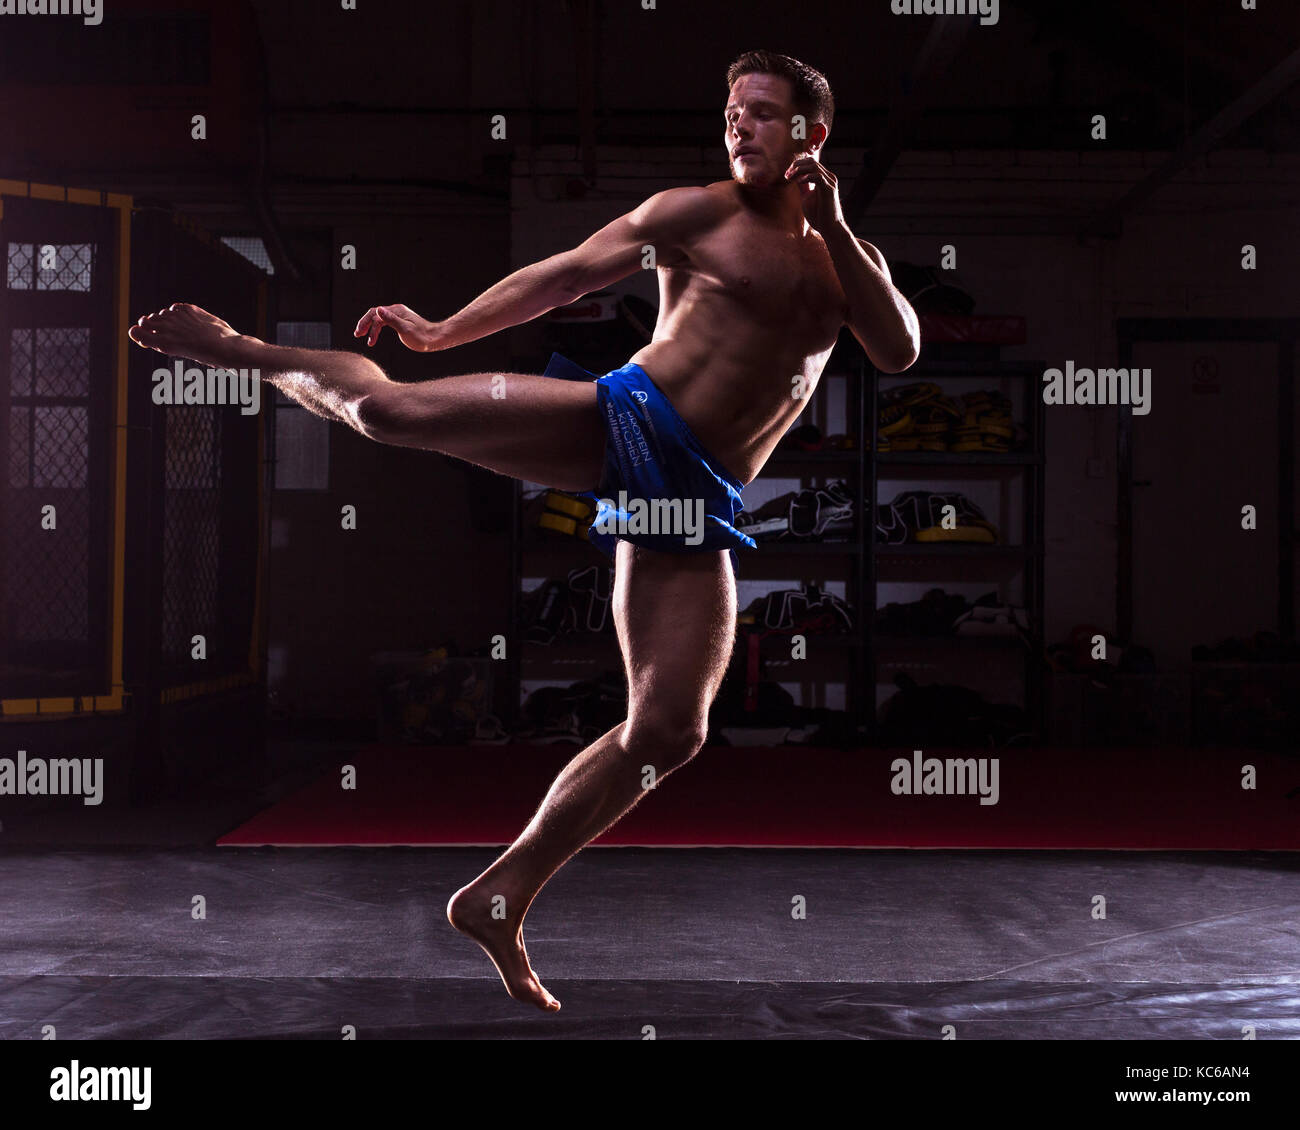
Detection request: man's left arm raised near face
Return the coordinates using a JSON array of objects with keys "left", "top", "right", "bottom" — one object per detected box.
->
[
  {"left": 824, "top": 229, "right": 920, "bottom": 374},
  {"left": 785, "top": 155, "right": 920, "bottom": 373}
]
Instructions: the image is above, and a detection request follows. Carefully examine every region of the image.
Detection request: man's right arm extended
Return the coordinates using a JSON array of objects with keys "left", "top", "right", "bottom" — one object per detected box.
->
[{"left": 353, "top": 187, "right": 717, "bottom": 353}]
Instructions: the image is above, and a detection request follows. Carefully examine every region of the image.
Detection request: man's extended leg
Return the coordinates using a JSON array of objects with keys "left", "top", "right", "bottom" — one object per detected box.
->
[
  {"left": 128, "top": 303, "right": 606, "bottom": 491},
  {"left": 447, "top": 542, "right": 737, "bottom": 1010}
]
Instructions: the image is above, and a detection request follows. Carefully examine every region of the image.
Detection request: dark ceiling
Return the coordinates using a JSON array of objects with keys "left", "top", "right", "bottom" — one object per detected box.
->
[
  {"left": 2, "top": 0, "right": 1295, "bottom": 246},
  {"left": 246, "top": 0, "right": 1300, "bottom": 151}
]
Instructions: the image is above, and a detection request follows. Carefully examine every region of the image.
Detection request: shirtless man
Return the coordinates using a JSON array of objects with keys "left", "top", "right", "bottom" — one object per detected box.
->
[{"left": 127, "top": 51, "right": 919, "bottom": 1012}]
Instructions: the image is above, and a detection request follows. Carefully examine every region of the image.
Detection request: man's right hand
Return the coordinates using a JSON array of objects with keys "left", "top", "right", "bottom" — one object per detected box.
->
[{"left": 353, "top": 304, "right": 443, "bottom": 352}]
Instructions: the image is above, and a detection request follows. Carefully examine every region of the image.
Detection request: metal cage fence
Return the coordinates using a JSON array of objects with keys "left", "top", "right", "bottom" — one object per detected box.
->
[
  {"left": 130, "top": 208, "right": 267, "bottom": 702},
  {"left": 1, "top": 191, "right": 116, "bottom": 704},
  {"left": 0, "top": 182, "right": 267, "bottom": 720}
]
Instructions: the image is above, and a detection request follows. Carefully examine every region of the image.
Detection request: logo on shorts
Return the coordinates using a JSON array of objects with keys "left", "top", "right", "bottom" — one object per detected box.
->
[{"left": 631, "top": 389, "right": 649, "bottom": 405}]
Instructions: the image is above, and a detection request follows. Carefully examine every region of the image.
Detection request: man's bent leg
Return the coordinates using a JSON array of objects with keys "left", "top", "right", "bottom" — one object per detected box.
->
[
  {"left": 448, "top": 542, "right": 737, "bottom": 1010},
  {"left": 128, "top": 303, "right": 605, "bottom": 492}
]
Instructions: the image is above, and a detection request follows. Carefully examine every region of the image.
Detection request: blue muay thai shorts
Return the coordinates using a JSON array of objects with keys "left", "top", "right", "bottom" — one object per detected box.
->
[{"left": 542, "top": 351, "right": 756, "bottom": 573}]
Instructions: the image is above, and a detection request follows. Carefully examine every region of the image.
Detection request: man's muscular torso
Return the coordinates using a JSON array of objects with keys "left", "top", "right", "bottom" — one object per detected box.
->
[{"left": 627, "top": 180, "right": 850, "bottom": 485}]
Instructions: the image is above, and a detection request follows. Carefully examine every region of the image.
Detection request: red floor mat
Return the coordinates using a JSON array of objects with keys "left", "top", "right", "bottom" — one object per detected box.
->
[{"left": 218, "top": 743, "right": 1300, "bottom": 849}]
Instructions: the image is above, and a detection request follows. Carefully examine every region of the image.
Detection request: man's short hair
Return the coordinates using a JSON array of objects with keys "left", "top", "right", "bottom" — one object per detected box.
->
[{"left": 726, "top": 50, "right": 834, "bottom": 140}]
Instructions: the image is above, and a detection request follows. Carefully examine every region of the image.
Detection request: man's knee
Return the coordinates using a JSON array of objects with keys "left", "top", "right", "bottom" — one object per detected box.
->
[
  {"left": 624, "top": 712, "right": 709, "bottom": 773},
  {"left": 353, "top": 378, "right": 432, "bottom": 446},
  {"left": 352, "top": 385, "right": 397, "bottom": 441}
]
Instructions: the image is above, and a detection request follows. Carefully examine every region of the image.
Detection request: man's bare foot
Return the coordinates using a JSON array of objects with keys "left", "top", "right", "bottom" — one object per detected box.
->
[
  {"left": 447, "top": 882, "right": 560, "bottom": 1012},
  {"left": 127, "top": 303, "right": 249, "bottom": 369}
]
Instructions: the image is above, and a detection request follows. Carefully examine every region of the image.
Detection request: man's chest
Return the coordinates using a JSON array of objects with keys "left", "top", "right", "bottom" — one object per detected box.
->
[{"left": 691, "top": 223, "right": 846, "bottom": 321}]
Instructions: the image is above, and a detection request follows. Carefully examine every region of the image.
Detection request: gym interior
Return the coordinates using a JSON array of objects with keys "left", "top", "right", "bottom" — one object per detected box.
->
[{"left": 1, "top": 0, "right": 1297, "bottom": 1060}]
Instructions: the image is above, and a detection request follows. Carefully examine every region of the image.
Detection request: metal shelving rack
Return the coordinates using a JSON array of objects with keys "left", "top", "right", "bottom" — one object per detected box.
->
[{"left": 865, "top": 357, "right": 1047, "bottom": 743}]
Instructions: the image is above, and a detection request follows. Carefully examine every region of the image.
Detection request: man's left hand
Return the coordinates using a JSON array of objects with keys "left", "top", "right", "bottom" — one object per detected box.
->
[{"left": 786, "top": 156, "right": 844, "bottom": 233}]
